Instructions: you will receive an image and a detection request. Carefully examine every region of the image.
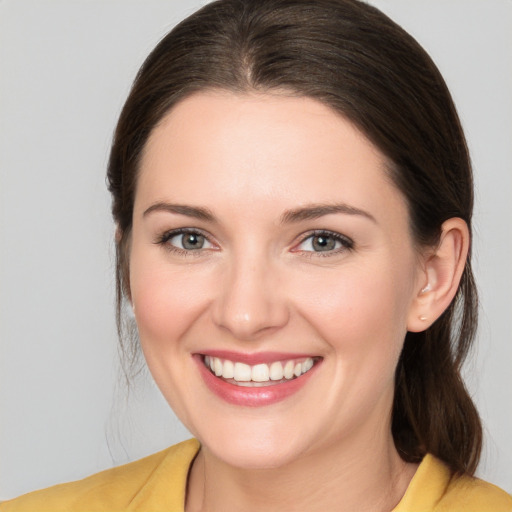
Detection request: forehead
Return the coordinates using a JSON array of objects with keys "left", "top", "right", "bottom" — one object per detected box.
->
[{"left": 135, "top": 91, "right": 407, "bottom": 228}]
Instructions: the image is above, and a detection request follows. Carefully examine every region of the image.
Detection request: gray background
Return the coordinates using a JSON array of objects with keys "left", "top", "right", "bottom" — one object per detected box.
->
[{"left": 1, "top": 0, "right": 510, "bottom": 499}]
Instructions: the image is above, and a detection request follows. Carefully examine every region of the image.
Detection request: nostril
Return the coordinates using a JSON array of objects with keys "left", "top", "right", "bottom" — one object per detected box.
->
[{"left": 211, "top": 263, "right": 290, "bottom": 339}]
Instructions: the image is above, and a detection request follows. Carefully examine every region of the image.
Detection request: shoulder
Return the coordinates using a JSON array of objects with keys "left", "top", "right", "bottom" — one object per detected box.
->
[
  {"left": 0, "top": 438, "right": 200, "bottom": 512},
  {"left": 439, "top": 472, "right": 512, "bottom": 512},
  {"left": 394, "top": 454, "right": 512, "bottom": 512}
]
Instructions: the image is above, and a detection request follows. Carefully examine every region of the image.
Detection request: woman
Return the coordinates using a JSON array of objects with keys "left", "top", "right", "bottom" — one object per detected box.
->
[{"left": 2, "top": 0, "right": 511, "bottom": 510}]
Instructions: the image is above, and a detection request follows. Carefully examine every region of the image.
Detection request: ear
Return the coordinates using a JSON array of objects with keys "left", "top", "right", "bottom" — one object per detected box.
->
[{"left": 407, "top": 218, "right": 470, "bottom": 332}]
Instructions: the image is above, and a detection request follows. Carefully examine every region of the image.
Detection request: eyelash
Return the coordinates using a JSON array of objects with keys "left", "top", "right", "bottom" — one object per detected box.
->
[
  {"left": 154, "top": 228, "right": 215, "bottom": 257},
  {"left": 154, "top": 228, "right": 354, "bottom": 257},
  {"left": 294, "top": 230, "right": 354, "bottom": 257}
]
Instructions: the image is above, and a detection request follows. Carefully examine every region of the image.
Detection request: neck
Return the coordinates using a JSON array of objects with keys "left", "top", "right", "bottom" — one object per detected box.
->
[{"left": 186, "top": 424, "right": 418, "bottom": 512}]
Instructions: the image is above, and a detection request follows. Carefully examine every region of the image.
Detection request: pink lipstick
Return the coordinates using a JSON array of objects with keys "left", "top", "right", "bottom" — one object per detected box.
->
[{"left": 194, "top": 352, "right": 321, "bottom": 407}]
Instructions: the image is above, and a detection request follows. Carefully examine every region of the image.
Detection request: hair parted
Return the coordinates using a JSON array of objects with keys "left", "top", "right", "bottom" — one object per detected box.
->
[{"left": 107, "top": 0, "right": 482, "bottom": 475}]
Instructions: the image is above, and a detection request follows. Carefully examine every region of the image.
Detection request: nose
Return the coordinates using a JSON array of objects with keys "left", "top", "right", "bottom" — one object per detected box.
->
[{"left": 212, "top": 254, "right": 290, "bottom": 341}]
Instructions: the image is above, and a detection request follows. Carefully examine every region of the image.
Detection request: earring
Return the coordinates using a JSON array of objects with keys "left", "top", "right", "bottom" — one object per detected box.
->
[
  {"left": 419, "top": 315, "right": 427, "bottom": 321},
  {"left": 421, "top": 283, "right": 432, "bottom": 293}
]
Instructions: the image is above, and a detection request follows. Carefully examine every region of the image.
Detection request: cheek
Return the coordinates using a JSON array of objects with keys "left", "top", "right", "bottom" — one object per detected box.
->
[
  {"left": 287, "top": 261, "right": 414, "bottom": 430},
  {"left": 128, "top": 252, "right": 217, "bottom": 422},
  {"left": 129, "top": 255, "right": 213, "bottom": 352},
  {"left": 292, "top": 259, "right": 413, "bottom": 362}
]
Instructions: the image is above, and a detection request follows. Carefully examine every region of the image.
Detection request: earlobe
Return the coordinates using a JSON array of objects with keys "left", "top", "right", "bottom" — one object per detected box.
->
[{"left": 407, "top": 218, "right": 470, "bottom": 333}]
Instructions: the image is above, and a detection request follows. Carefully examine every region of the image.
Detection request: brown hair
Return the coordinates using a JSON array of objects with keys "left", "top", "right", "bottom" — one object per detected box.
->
[{"left": 107, "top": 0, "right": 482, "bottom": 474}]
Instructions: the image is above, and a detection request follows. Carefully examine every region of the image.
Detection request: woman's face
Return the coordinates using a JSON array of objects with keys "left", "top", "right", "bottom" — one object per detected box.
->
[{"left": 129, "top": 91, "right": 425, "bottom": 469}]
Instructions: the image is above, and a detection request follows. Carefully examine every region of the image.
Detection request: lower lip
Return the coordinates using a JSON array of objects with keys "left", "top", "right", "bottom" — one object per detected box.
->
[{"left": 194, "top": 355, "right": 320, "bottom": 407}]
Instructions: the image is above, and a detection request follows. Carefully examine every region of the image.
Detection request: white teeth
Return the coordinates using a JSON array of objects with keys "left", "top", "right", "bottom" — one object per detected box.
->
[
  {"left": 252, "top": 364, "right": 269, "bottom": 382},
  {"left": 303, "top": 357, "right": 314, "bottom": 373},
  {"left": 222, "top": 359, "right": 234, "bottom": 379},
  {"left": 233, "top": 362, "right": 252, "bottom": 382},
  {"left": 214, "top": 357, "right": 223, "bottom": 377},
  {"left": 284, "top": 360, "right": 295, "bottom": 379},
  {"left": 204, "top": 356, "right": 317, "bottom": 383},
  {"left": 269, "top": 361, "right": 284, "bottom": 381}
]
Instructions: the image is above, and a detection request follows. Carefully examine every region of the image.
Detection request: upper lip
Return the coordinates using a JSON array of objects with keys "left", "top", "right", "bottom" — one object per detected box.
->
[{"left": 197, "top": 350, "right": 320, "bottom": 365}]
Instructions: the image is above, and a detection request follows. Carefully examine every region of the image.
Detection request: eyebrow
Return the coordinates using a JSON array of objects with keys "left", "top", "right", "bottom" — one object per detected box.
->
[
  {"left": 143, "top": 202, "right": 215, "bottom": 221},
  {"left": 143, "top": 201, "right": 376, "bottom": 224},
  {"left": 280, "top": 203, "right": 376, "bottom": 224}
]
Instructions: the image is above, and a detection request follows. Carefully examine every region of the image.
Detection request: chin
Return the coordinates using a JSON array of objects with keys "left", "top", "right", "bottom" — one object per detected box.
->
[
  {"left": 195, "top": 420, "right": 313, "bottom": 470},
  {"left": 209, "top": 442, "right": 304, "bottom": 470}
]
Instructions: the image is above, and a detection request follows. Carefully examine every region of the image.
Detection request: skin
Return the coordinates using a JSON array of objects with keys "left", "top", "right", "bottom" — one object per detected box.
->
[{"left": 128, "top": 91, "right": 467, "bottom": 511}]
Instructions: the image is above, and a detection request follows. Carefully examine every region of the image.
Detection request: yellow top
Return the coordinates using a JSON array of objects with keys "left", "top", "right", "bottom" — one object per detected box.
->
[{"left": 1, "top": 439, "right": 511, "bottom": 511}]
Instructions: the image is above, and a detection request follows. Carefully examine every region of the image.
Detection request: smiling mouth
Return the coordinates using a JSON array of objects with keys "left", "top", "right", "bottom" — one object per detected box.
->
[{"left": 203, "top": 355, "right": 320, "bottom": 387}]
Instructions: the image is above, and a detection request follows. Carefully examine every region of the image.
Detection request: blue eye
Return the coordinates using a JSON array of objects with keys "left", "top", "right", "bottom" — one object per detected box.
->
[{"left": 296, "top": 231, "right": 353, "bottom": 254}]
